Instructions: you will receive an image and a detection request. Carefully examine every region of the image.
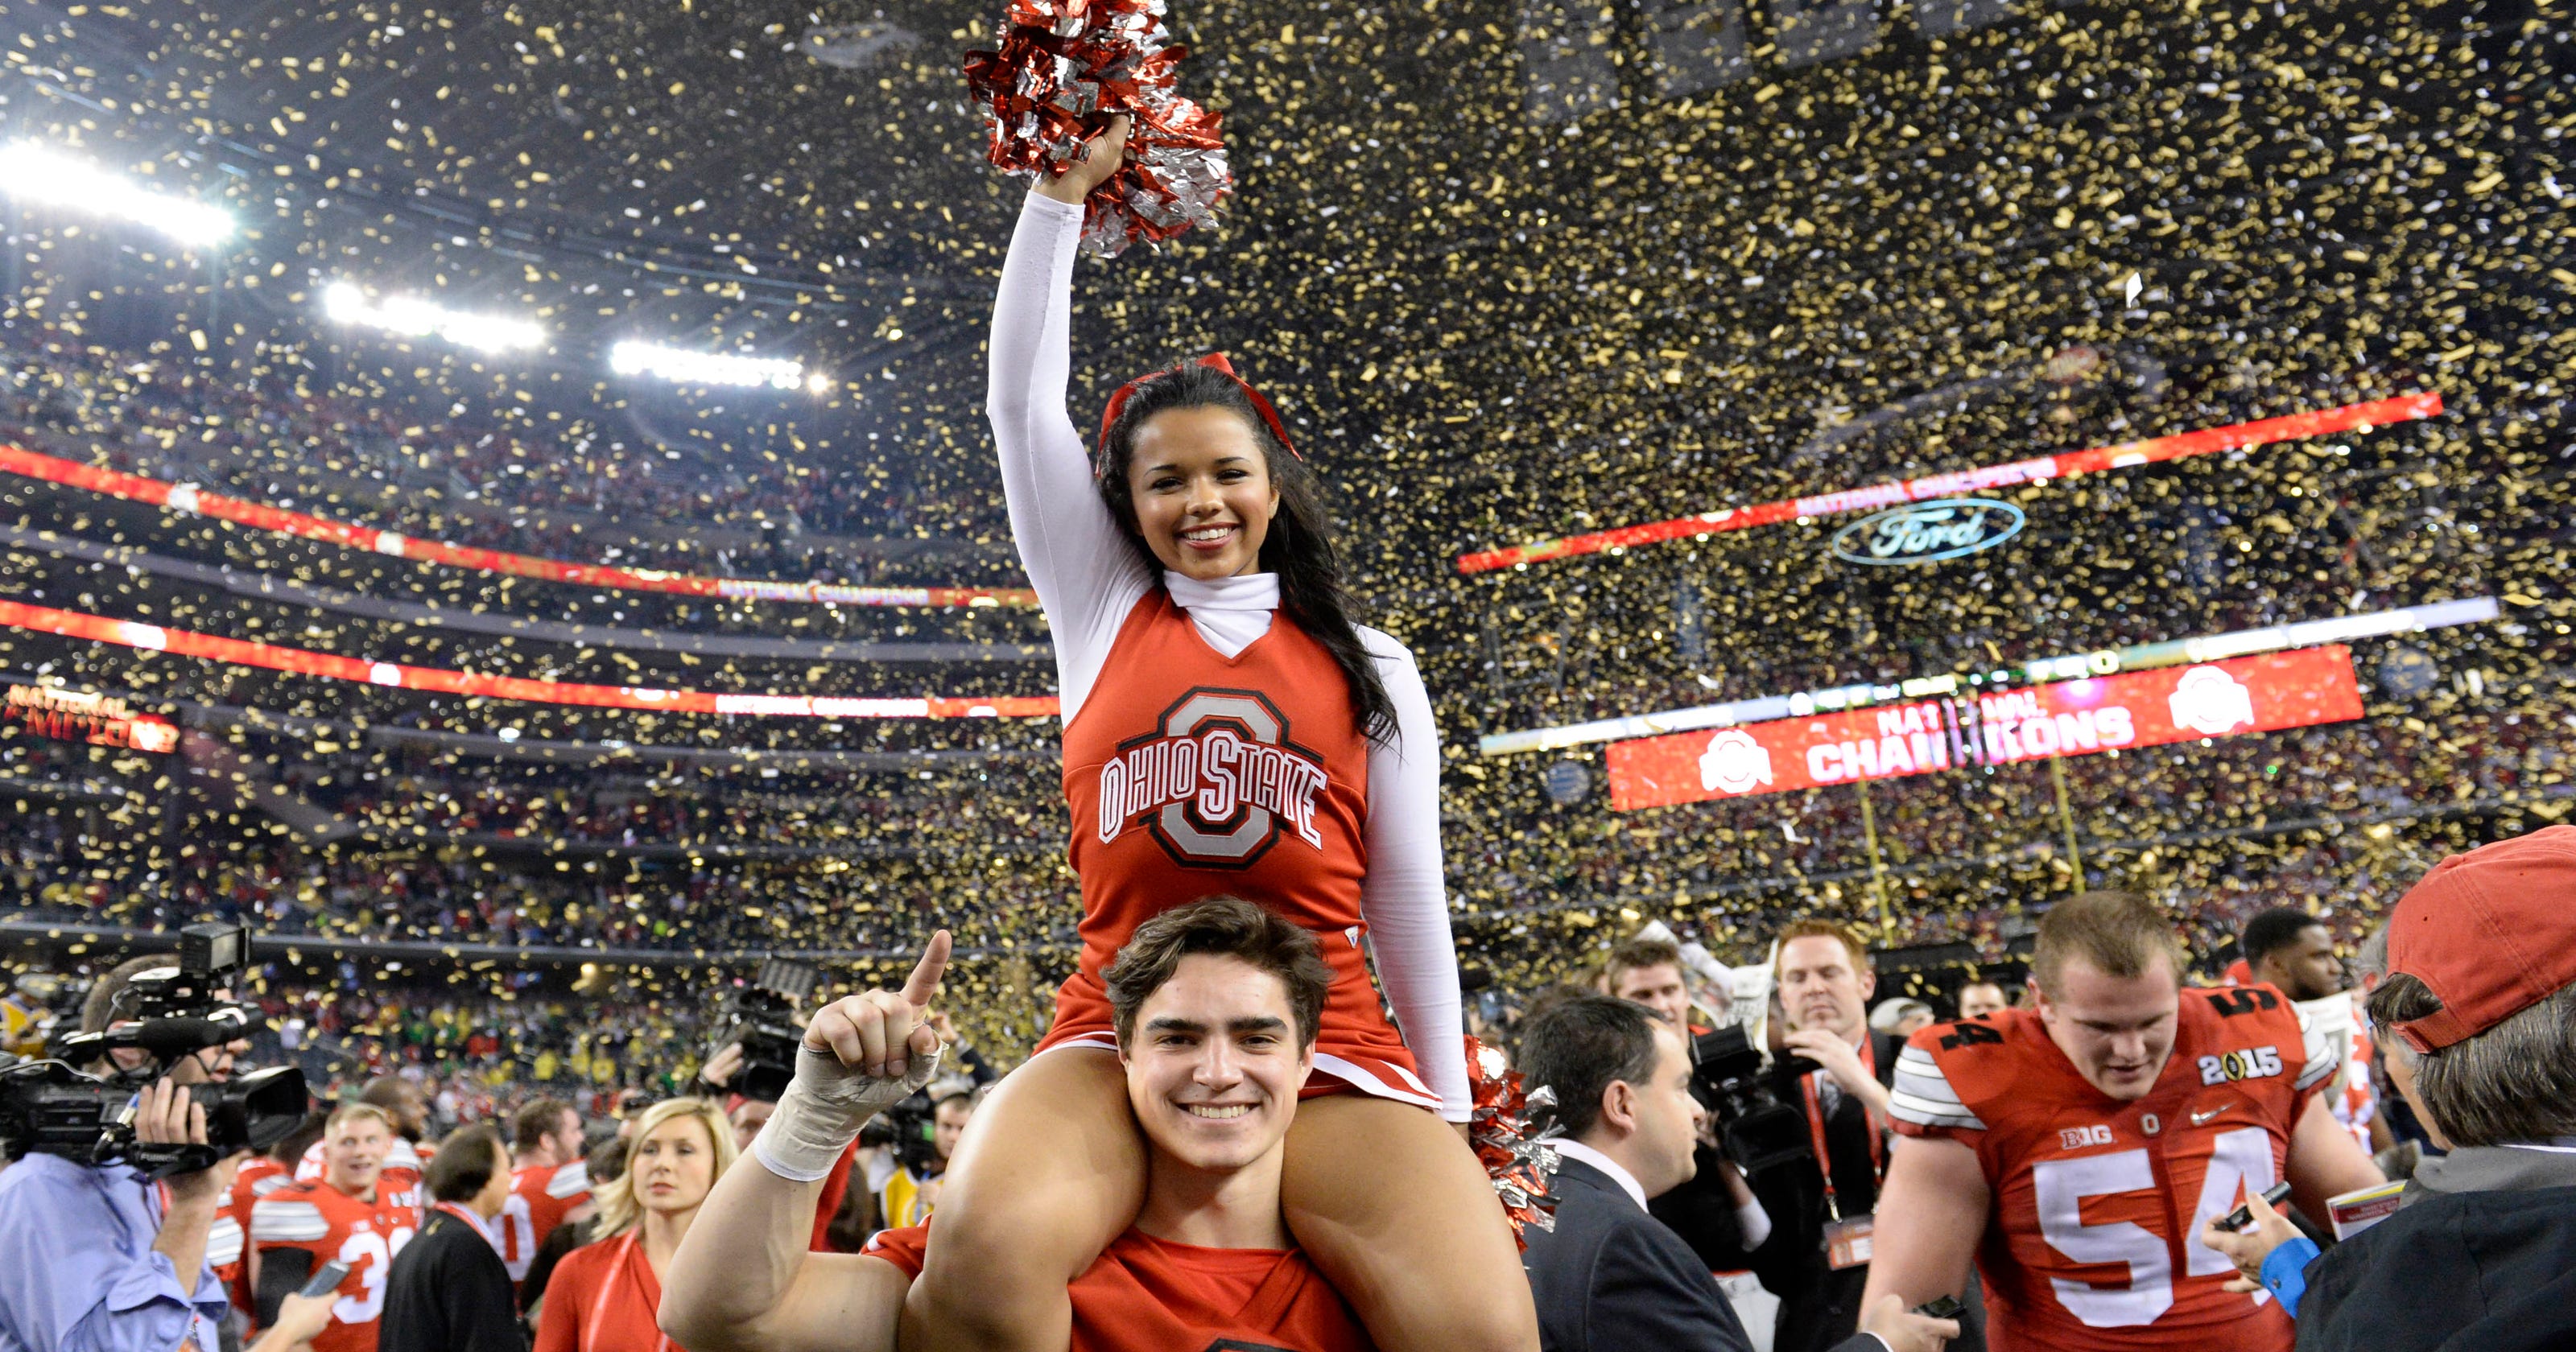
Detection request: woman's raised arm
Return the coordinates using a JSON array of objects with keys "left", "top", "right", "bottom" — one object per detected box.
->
[{"left": 987, "top": 117, "right": 1150, "bottom": 719}]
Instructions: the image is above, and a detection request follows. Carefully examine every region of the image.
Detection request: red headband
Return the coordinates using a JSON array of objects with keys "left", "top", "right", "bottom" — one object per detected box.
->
[{"left": 1095, "top": 352, "right": 1301, "bottom": 477}]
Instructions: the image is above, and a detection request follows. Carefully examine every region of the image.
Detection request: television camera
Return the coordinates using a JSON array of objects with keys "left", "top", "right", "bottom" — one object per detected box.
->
[{"left": 0, "top": 922, "right": 307, "bottom": 1178}]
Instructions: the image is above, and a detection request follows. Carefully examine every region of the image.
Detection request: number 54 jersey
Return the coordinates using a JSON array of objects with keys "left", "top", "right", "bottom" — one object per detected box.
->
[{"left": 1889, "top": 986, "right": 2337, "bottom": 1352}]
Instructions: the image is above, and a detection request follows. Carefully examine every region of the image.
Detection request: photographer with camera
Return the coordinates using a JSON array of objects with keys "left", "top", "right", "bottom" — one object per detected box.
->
[
  {"left": 0, "top": 938, "right": 283, "bottom": 1352},
  {"left": 1745, "top": 921, "right": 1908, "bottom": 1352},
  {"left": 878, "top": 1086, "right": 976, "bottom": 1228},
  {"left": 696, "top": 960, "right": 865, "bottom": 1252}
]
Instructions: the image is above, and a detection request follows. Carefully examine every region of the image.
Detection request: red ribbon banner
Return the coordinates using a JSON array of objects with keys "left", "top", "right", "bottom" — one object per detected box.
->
[
  {"left": 1457, "top": 394, "right": 2442, "bottom": 575},
  {"left": 0, "top": 599, "right": 1059, "bottom": 719},
  {"left": 0, "top": 443, "right": 1039, "bottom": 609}
]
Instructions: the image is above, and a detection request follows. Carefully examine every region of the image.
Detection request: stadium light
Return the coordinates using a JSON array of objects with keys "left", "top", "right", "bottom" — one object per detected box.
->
[
  {"left": 322, "top": 281, "right": 546, "bottom": 354},
  {"left": 0, "top": 142, "right": 235, "bottom": 248},
  {"left": 610, "top": 340, "right": 807, "bottom": 390}
]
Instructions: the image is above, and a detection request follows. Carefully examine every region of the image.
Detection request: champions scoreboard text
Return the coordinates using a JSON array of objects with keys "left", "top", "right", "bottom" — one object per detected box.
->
[
  {"left": 2, "top": 684, "right": 180, "bottom": 754},
  {"left": 1607, "top": 645, "right": 2363, "bottom": 812}
]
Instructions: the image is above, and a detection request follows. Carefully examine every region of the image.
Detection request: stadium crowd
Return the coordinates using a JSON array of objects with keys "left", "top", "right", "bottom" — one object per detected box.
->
[{"left": 4, "top": 0, "right": 2575, "bottom": 1344}]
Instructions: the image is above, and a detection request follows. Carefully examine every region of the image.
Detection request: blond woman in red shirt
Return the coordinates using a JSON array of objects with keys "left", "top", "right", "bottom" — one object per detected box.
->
[{"left": 534, "top": 1098, "right": 736, "bottom": 1352}]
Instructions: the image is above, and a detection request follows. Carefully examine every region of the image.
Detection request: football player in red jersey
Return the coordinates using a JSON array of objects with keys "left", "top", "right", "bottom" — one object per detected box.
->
[
  {"left": 252, "top": 1103, "right": 422, "bottom": 1352},
  {"left": 498, "top": 1096, "right": 594, "bottom": 1284},
  {"left": 297, "top": 1078, "right": 428, "bottom": 1217},
  {"left": 1862, "top": 891, "right": 2387, "bottom": 1350},
  {"left": 213, "top": 1116, "right": 328, "bottom": 1321},
  {"left": 664, "top": 898, "right": 1379, "bottom": 1352}
]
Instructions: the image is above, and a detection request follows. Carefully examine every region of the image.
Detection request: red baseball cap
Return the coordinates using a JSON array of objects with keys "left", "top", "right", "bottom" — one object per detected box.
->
[{"left": 2384, "top": 825, "right": 2576, "bottom": 1053}]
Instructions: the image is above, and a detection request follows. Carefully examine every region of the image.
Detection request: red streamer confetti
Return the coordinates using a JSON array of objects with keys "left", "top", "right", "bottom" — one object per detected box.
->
[
  {"left": 964, "top": 0, "right": 1230, "bottom": 256},
  {"left": 0, "top": 598, "right": 1061, "bottom": 719},
  {"left": 0, "top": 443, "right": 1038, "bottom": 609}
]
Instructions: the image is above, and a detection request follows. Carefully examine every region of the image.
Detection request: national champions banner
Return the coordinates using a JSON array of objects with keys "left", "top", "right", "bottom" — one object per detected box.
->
[{"left": 1607, "top": 645, "right": 2364, "bottom": 812}]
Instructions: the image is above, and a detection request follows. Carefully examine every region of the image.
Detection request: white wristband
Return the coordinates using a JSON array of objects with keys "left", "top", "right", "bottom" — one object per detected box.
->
[{"left": 749, "top": 1043, "right": 944, "bottom": 1183}]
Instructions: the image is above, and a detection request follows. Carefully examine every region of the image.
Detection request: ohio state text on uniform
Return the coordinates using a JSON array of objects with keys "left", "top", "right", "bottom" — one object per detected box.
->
[{"left": 1039, "top": 588, "right": 1434, "bottom": 1109}]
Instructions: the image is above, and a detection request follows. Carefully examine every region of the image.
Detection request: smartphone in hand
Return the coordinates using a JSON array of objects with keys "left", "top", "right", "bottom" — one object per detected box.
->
[
  {"left": 2221, "top": 1181, "right": 2295, "bottom": 1233},
  {"left": 296, "top": 1260, "right": 351, "bottom": 1300}
]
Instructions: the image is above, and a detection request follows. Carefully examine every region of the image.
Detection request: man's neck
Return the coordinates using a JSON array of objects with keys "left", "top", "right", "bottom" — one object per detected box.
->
[
  {"left": 518, "top": 1145, "right": 559, "bottom": 1172},
  {"left": 1131, "top": 1144, "right": 1292, "bottom": 1251},
  {"left": 1563, "top": 1133, "right": 1653, "bottom": 1203},
  {"left": 328, "top": 1176, "right": 378, "bottom": 1205}
]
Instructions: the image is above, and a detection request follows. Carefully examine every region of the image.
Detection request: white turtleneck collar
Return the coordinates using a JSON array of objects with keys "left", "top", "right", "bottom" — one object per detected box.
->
[{"left": 1163, "top": 571, "right": 1278, "bottom": 657}]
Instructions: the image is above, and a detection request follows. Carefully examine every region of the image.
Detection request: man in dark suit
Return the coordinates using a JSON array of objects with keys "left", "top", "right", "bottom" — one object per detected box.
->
[
  {"left": 381, "top": 1123, "right": 526, "bottom": 1352},
  {"left": 1518, "top": 994, "right": 1954, "bottom": 1352}
]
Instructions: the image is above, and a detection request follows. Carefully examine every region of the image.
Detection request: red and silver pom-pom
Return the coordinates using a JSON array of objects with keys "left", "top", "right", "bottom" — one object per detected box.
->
[
  {"left": 1466, "top": 1035, "right": 1564, "bottom": 1248},
  {"left": 962, "top": 0, "right": 1231, "bottom": 258}
]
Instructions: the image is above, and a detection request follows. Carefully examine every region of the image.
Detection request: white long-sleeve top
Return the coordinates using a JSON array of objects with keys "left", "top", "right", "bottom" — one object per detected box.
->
[{"left": 988, "top": 191, "right": 1469, "bottom": 1119}]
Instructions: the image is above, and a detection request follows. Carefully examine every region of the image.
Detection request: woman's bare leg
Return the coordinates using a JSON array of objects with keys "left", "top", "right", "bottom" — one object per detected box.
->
[
  {"left": 1282, "top": 1094, "right": 1542, "bottom": 1352},
  {"left": 899, "top": 1046, "right": 1141, "bottom": 1352}
]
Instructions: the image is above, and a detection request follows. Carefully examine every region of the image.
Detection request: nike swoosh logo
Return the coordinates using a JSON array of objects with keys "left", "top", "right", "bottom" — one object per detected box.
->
[{"left": 2190, "top": 1105, "right": 2233, "bottom": 1126}]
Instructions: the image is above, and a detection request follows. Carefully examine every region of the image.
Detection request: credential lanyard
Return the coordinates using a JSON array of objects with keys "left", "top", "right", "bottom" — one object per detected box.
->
[
  {"left": 1801, "top": 1037, "right": 1885, "bottom": 1222},
  {"left": 584, "top": 1232, "right": 673, "bottom": 1352}
]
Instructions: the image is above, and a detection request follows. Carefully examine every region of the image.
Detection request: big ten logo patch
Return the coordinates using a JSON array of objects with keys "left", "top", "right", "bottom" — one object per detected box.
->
[
  {"left": 2057, "top": 1124, "right": 2116, "bottom": 1151},
  {"left": 2199, "top": 1045, "right": 2285, "bottom": 1086},
  {"left": 1099, "top": 689, "right": 1332, "bottom": 868}
]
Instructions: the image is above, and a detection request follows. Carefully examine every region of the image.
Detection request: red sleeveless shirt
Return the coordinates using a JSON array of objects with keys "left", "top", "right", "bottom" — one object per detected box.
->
[{"left": 1036, "top": 589, "right": 1430, "bottom": 1107}]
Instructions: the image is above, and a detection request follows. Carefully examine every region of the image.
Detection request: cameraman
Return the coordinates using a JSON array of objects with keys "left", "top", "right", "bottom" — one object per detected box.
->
[
  {"left": 1748, "top": 922, "right": 1905, "bottom": 1352},
  {"left": 0, "top": 954, "right": 252, "bottom": 1352},
  {"left": 879, "top": 1086, "right": 976, "bottom": 1228}
]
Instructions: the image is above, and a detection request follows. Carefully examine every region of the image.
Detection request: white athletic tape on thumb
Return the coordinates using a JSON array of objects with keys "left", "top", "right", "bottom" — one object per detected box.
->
[{"left": 750, "top": 1042, "right": 944, "bottom": 1183}]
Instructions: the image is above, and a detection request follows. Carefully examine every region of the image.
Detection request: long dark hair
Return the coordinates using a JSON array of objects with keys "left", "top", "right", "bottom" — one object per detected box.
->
[{"left": 1096, "top": 361, "right": 1399, "bottom": 745}]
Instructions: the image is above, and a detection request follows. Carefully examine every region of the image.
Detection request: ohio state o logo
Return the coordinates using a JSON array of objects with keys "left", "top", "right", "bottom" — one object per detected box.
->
[{"left": 1097, "top": 687, "right": 1331, "bottom": 869}]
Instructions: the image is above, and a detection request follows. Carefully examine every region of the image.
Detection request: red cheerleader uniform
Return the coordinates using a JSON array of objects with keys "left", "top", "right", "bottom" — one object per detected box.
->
[{"left": 1034, "top": 588, "right": 1436, "bottom": 1109}]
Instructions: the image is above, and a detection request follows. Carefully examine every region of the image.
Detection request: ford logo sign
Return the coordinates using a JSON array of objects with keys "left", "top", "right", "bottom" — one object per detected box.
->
[{"left": 1828, "top": 497, "right": 2027, "bottom": 566}]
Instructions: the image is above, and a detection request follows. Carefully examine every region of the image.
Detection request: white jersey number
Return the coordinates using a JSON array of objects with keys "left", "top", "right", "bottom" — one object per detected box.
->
[
  {"left": 328, "top": 1224, "right": 417, "bottom": 1325},
  {"left": 499, "top": 1193, "right": 539, "bottom": 1280},
  {"left": 2031, "top": 1128, "right": 2277, "bottom": 1328},
  {"left": 2032, "top": 1149, "right": 2173, "bottom": 1327}
]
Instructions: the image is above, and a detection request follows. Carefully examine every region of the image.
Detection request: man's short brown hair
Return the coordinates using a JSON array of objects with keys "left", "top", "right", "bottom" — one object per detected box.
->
[
  {"left": 1602, "top": 936, "right": 1685, "bottom": 991},
  {"left": 1104, "top": 897, "right": 1333, "bottom": 1049},
  {"left": 426, "top": 1123, "right": 508, "bottom": 1203},
  {"left": 80, "top": 953, "right": 178, "bottom": 1036},
  {"left": 514, "top": 1096, "right": 576, "bottom": 1150},
  {"left": 1773, "top": 920, "right": 1869, "bottom": 973},
  {"left": 2032, "top": 891, "right": 2189, "bottom": 991}
]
